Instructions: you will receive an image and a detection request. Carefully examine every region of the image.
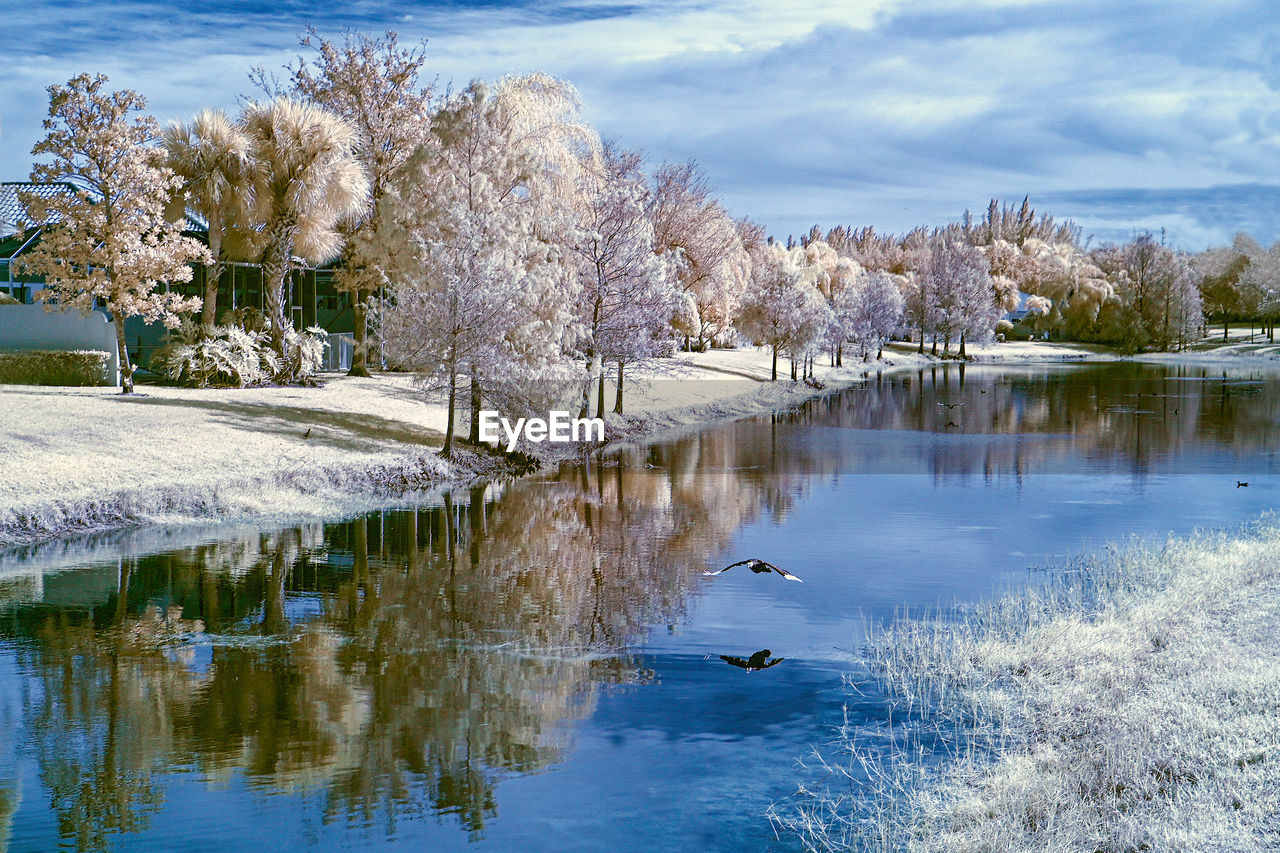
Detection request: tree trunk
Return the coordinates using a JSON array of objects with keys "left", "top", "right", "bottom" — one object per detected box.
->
[
  {"left": 791, "top": 357, "right": 797, "bottom": 381},
  {"left": 917, "top": 331, "right": 924, "bottom": 355},
  {"left": 614, "top": 362, "right": 624, "bottom": 414},
  {"left": 771, "top": 345, "right": 778, "bottom": 381},
  {"left": 442, "top": 370, "right": 457, "bottom": 458},
  {"left": 261, "top": 217, "right": 297, "bottom": 379},
  {"left": 348, "top": 288, "right": 372, "bottom": 377},
  {"left": 959, "top": 333, "right": 967, "bottom": 359},
  {"left": 1224, "top": 320, "right": 1229, "bottom": 342},
  {"left": 596, "top": 366, "right": 606, "bottom": 420},
  {"left": 930, "top": 336, "right": 938, "bottom": 357},
  {"left": 468, "top": 372, "right": 481, "bottom": 444},
  {"left": 836, "top": 342, "right": 843, "bottom": 367},
  {"left": 198, "top": 216, "right": 225, "bottom": 332},
  {"left": 113, "top": 311, "right": 134, "bottom": 394}
]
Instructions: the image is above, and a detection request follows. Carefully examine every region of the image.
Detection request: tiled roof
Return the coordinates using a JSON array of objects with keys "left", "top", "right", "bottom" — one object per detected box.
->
[
  {"left": 0, "top": 182, "right": 207, "bottom": 238},
  {"left": 0, "top": 182, "right": 81, "bottom": 237}
]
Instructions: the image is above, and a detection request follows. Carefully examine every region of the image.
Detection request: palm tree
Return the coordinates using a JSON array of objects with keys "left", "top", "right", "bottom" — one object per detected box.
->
[
  {"left": 239, "top": 98, "right": 369, "bottom": 378},
  {"left": 163, "top": 109, "right": 255, "bottom": 330}
]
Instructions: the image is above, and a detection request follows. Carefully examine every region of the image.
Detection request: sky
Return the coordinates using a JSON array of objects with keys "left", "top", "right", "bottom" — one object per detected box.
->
[{"left": 4, "top": 0, "right": 1280, "bottom": 250}]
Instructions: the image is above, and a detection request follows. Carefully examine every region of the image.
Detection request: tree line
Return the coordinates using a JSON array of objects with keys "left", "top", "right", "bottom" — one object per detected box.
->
[{"left": 12, "top": 29, "right": 1270, "bottom": 450}]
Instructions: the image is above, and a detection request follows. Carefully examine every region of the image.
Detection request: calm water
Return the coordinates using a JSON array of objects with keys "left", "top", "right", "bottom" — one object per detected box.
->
[{"left": 3, "top": 361, "right": 1280, "bottom": 852}]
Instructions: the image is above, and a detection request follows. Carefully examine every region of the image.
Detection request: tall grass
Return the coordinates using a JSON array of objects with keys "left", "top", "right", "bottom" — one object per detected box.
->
[{"left": 773, "top": 522, "right": 1280, "bottom": 851}]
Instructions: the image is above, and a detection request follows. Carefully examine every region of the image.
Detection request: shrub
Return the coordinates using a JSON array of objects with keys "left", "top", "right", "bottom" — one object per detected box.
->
[
  {"left": 0, "top": 349, "right": 112, "bottom": 385},
  {"left": 154, "top": 322, "right": 329, "bottom": 387}
]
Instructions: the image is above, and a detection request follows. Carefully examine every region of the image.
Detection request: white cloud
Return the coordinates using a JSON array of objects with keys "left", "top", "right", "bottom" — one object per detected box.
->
[{"left": 4, "top": 0, "right": 1280, "bottom": 247}]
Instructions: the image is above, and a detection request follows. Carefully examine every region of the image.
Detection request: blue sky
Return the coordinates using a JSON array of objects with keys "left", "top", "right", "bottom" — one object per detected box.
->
[{"left": 4, "top": 0, "right": 1280, "bottom": 249}]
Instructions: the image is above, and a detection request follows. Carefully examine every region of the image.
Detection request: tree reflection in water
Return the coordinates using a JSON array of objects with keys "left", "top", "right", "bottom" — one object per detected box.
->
[{"left": 4, "top": 443, "right": 784, "bottom": 849}]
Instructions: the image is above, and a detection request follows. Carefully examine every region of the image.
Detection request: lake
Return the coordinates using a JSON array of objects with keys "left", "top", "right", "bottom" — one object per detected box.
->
[{"left": 2, "top": 361, "right": 1279, "bottom": 852}]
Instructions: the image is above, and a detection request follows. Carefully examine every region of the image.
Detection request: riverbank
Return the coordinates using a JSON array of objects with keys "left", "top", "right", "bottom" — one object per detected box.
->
[
  {"left": 777, "top": 521, "right": 1280, "bottom": 852},
  {"left": 0, "top": 346, "right": 937, "bottom": 550},
  {"left": 5, "top": 337, "right": 1267, "bottom": 551}
]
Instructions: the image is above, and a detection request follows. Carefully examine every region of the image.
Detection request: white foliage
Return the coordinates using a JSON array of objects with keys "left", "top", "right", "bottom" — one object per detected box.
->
[
  {"left": 835, "top": 270, "right": 906, "bottom": 359},
  {"left": 737, "top": 242, "right": 833, "bottom": 376},
  {"left": 20, "top": 74, "right": 210, "bottom": 391}
]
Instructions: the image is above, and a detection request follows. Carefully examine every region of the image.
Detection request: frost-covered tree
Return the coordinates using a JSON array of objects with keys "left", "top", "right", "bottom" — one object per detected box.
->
[
  {"left": 925, "top": 240, "right": 998, "bottom": 357},
  {"left": 567, "top": 144, "right": 676, "bottom": 416},
  {"left": 835, "top": 270, "right": 905, "bottom": 361},
  {"left": 1194, "top": 239, "right": 1251, "bottom": 340},
  {"left": 737, "top": 243, "right": 830, "bottom": 380},
  {"left": 163, "top": 108, "right": 255, "bottom": 329},
  {"left": 1094, "top": 234, "right": 1202, "bottom": 351},
  {"left": 20, "top": 74, "right": 209, "bottom": 393},
  {"left": 376, "top": 74, "right": 591, "bottom": 453},
  {"left": 380, "top": 200, "right": 543, "bottom": 456},
  {"left": 239, "top": 98, "right": 370, "bottom": 378},
  {"left": 1023, "top": 294, "right": 1053, "bottom": 336},
  {"left": 649, "top": 161, "right": 749, "bottom": 350},
  {"left": 793, "top": 239, "right": 864, "bottom": 365},
  {"left": 276, "top": 29, "right": 435, "bottom": 377}
]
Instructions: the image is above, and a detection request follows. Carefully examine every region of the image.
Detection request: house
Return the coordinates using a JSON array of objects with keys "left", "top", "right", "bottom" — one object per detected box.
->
[{"left": 0, "top": 181, "right": 357, "bottom": 371}]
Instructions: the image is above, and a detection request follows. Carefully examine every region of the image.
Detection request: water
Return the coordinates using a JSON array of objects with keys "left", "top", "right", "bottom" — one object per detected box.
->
[{"left": 2, "top": 361, "right": 1279, "bottom": 852}]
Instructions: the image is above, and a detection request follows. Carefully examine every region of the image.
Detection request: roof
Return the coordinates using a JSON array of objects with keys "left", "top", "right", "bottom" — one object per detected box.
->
[
  {"left": 0, "top": 181, "right": 206, "bottom": 239},
  {"left": 0, "top": 182, "right": 81, "bottom": 238}
]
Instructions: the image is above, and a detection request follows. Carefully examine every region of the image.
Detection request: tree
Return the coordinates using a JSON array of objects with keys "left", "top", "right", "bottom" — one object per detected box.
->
[
  {"left": 163, "top": 108, "right": 255, "bottom": 330},
  {"left": 835, "top": 271, "right": 905, "bottom": 360},
  {"left": 649, "top": 161, "right": 749, "bottom": 350},
  {"left": 1093, "top": 234, "right": 1202, "bottom": 351},
  {"left": 794, "top": 239, "right": 864, "bottom": 365},
  {"left": 926, "top": 240, "right": 998, "bottom": 357},
  {"left": 376, "top": 75, "right": 590, "bottom": 454},
  {"left": 380, "top": 198, "right": 540, "bottom": 456},
  {"left": 567, "top": 144, "right": 676, "bottom": 417},
  {"left": 1194, "top": 242, "right": 1249, "bottom": 340},
  {"left": 737, "top": 243, "right": 830, "bottom": 380},
  {"left": 279, "top": 29, "right": 435, "bottom": 377},
  {"left": 1021, "top": 239, "right": 1112, "bottom": 338},
  {"left": 239, "top": 98, "right": 369, "bottom": 379},
  {"left": 20, "top": 74, "right": 209, "bottom": 393}
]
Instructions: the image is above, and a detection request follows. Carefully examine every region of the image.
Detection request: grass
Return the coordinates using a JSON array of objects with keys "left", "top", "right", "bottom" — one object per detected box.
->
[{"left": 773, "top": 521, "right": 1280, "bottom": 852}]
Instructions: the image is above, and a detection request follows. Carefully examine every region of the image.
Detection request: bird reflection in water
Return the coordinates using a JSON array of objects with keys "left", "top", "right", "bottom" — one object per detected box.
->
[{"left": 718, "top": 649, "right": 785, "bottom": 672}]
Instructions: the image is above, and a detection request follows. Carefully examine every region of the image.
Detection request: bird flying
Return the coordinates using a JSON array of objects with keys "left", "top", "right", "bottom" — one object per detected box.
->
[
  {"left": 938, "top": 401, "right": 964, "bottom": 409},
  {"left": 703, "top": 558, "right": 803, "bottom": 582},
  {"left": 1238, "top": 481, "right": 1249, "bottom": 488}
]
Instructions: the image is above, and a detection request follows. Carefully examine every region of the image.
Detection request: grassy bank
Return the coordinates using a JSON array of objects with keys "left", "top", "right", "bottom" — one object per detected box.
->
[
  {"left": 0, "top": 347, "right": 944, "bottom": 549},
  {"left": 776, "top": 522, "right": 1280, "bottom": 852}
]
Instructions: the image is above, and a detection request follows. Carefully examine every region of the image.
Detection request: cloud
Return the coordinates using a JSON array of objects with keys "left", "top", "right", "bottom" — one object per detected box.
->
[{"left": 4, "top": 0, "right": 1280, "bottom": 248}]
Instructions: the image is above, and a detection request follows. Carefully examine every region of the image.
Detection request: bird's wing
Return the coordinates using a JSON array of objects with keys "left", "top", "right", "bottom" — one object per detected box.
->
[
  {"left": 720, "top": 656, "right": 749, "bottom": 669},
  {"left": 704, "top": 559, "right": 752, "bottom": 576},
  {"left": 758, "top": 561, "right": 803, "bottom": 582}
]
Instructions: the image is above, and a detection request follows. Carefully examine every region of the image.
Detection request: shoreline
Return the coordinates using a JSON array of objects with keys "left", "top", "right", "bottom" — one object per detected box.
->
[
  {"left": 0, "top": 347, "right": 902, "bottom": 552},
  {"left": 3, "top": 340, "right": 1277, "bottom": 554}
]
